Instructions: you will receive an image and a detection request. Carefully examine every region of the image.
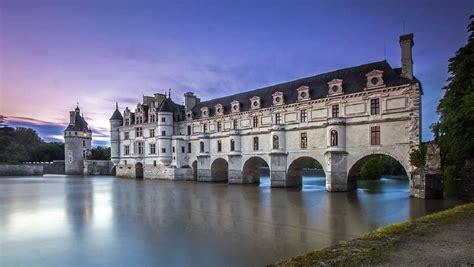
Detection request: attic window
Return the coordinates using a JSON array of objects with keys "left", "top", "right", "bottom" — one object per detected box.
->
[
  {"left": 217, "top": 107, "right": 221, "bottom": 113},
  {"left": 300, "top": 92, "right": 306, "bottom": 98},
  {"left": 332, "top": 85, "right": 339, "bottom": 92},
  {"left": 230, "top": 100, "right": 240, "bottom": 113},
  {"left": 275, "top": 97, "right": 281, "bottom": 103},
  {"left": 371, "top": 77, "right": 379, "bottom": 85},
  {"left": 272, "top": 91, "right": 285, "bottom": 106},
  {"left": 233, "top": 105, "right": 238, "bottom": 110},
  {"left": 203, "top": 111, "right": 207, "bottom": 115},
  {"left": 253, "top": 101, "right": 258, "bottom": 106}
]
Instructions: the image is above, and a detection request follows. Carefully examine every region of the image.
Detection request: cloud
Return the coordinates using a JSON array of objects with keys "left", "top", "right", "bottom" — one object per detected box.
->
[{"left": 3, "top": 116, "right": 66, "bottom": 142}]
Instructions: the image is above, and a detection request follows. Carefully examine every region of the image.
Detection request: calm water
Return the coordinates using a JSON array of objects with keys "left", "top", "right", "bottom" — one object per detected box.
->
[{"left": 0, "top": 176, "right": 461, "bottom": 266}]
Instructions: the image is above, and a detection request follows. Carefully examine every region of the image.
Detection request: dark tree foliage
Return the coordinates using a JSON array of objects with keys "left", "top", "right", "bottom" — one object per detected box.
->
[
  {"left": 437, "top": 16, "right": 474, "bottom": 192},
  {"left": 89, "top": 146, "right": 111, "bottom": 160},
  {"left": 29, "top": 142, "right": 65, "bottom": 162},
  {"left": 358, "top": 155, "right": 406, "bottom": 180},
  {"left": 304, "top": 160, "right": 323, "bottom": 169},
  {"left": 0, "top": 127, "right": 43, "bottom": 163}
]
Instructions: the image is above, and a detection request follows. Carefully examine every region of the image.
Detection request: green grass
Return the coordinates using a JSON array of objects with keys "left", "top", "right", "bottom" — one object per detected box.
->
[{"left": 271, "top": 203, "right": 474, "bottom": 267}]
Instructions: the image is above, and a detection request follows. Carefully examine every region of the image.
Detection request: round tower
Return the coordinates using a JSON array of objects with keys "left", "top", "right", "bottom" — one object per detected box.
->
[
  {"left": 64, "top": 105, "right": 92, "bottom": 175},
  {"left": 156, "top": 96, "right": 175, "bottom": 165},
  {"left": 110, "top": 102, "right": 123, "bottom": 167}
]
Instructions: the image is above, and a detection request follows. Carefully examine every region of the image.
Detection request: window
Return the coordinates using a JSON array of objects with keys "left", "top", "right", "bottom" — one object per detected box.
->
[
  {"left": 125, "top": 118, "right": 129, "bottom": 125},
  {"left": 161, "top": 130, "right": 166, "bottom": 136},
  {"left": 138, "top": 142, "right": 144, "bottom": 155},
  {"left": 181, "top": 146, "right": 185, "bottom": 153},
  {"left": 275, "top": 113, "right": 282, "bottom": 125},
  {"left": 370, "top": 126, "right": 381, "bottom": 145},
  {"left": 124, "top": 132, "right": 129, "bottom": 140},
  {"left": 82, "top": 150, "right": 86, "bottom": 158},
  {"left": 75, "top": 132, "right": 77, "bottom": 136},
  {"left": 300, "top": 110, "right": 307, "bottom": 122},
  {"left": 161, "top": 117, "right": 166, "bottom": 122},
  {"left": 272, "top": 135, "right": 279, "bottom": 149},
  {"left": 332, "top": 105, "right": 339, "bottom": 118},
  {"left": 330, "top": 130, "right": 338, "bottom": 146},
  {"left": 200, "top": 141, "right": 204, "bottom": 152},
  {"left": 203, "top": 123, "right": 207, "bottom": 133},
  {"left": 188, "top": 143, "right": 192, "bottom": 153},
  {"left": 149, "top": 129, "right": 155, "bottom": 137},
  {"left": 136, "top": 127, "right": 142, "bottom": 137},
  {"left": 233, "top": 119, "right": 238, "bottom": 129},
  {"left": 150, "top": 115, "right": 156, "bottom": 123},
  {"left": 253, "top": 116, "right": 258, "bottom": 128},
  {"left": 217, "top": 140, "right": 222, "bottom": 152},
  {"left": 82, "top": 140, "right": 86, "bottom": 147},
  {"left": 371, "top": 99, "right": 380, "bottom": 115},
  {"left": 253, "top": 137, "right": 259, "bottom": 151},
  {"left": 172, "top": 146, "right": 175, "bottom": 153},
  {"left": 301, "top": 132, "right": 307, "bottom": 149},
  {"left": 153, "top": 160, "right": 156, "bottom": 167},
  {"left": 124, "top": 160, "right": 127, "bottom": 165},
  {"left": 230, "top": 139, "right": 235, "bottom": 151},
  {"left": 162, "top": 148, "right": 166, "bottom": 153},
  {"left": 187, "top": 125, "right": 191, "bottom": 135},
  {"left": 217, "top": 121, "right": 222, "bottom": 132},
  {"left": 137, "top": 117, "right": 143, "bottom": 124},
  {"left": 124, "top": 145, "right": 130, "bottom": 155},
  {"left": 149, "top": 143, "right": 156, "bottom": 154}
]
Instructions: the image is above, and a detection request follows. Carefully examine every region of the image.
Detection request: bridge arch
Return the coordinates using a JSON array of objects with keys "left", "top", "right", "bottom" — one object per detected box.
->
[
  {"left": 135, "top": 162, "right": 144, "bottom": 179},
  {"left": 242, "top": 156, "right": 269, "bottom": 184},
  {"left": 347, "top": 152, "right": 410, "bottom": 188},
  {"left": 287, "top": 156, "right": 325, "bottom": 187},
  {"left": 211, "top": 158, "right": 228, "bottom": 182}
]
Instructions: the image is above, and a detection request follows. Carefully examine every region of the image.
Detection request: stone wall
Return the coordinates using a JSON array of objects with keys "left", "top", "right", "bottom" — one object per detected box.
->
[
  {"left": 83, "top": 160, "right": 113, "bottom": 175},
  {"left": 0, "top": 164, "right": 44, "bottom": 176},
  {"left": 116, "top": 164, "right": 135, "bottom": 178},
  {"left": 43, "top": 160, "right": 65, "bottom": 174}
]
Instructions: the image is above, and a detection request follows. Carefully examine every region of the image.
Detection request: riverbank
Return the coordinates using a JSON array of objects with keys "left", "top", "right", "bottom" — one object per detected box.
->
[{"left": 273, "top": 202, "right": 474, "bottom": 266}]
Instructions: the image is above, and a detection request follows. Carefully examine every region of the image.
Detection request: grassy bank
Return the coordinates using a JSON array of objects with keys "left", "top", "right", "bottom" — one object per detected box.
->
[{"left": 272, "top": 203, "right": 474, "bottom": 266}]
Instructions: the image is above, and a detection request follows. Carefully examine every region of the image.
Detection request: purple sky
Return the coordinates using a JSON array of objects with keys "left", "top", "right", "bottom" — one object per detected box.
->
[{"left": 1, "top": 0, "right": 472, "bottom": 146}]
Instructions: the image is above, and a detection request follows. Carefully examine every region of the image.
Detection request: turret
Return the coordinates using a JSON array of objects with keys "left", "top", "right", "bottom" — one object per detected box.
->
[
  {"left": 64, "top": 104, "right": 92, "bottom": 175},
  {"left": 109, "top": 102, "right": 123, "bottom": 166},
  {"left": 156, "top": 96, "right": 176, "bottom": 165}
]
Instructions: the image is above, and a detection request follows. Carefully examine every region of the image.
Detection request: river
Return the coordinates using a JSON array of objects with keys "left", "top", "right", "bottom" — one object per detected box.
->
[{"left": 0, "top": 176, "right": 461, "bottom": 266}]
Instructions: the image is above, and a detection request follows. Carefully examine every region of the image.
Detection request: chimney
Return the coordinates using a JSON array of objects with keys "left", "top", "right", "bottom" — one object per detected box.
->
[
  {"left": 69, "top": 111, "right": 76, "bottom": 124},
  {"left": 399, "top": 33, "right": 414, "bottom": 80},
  {"left": 184, "top": 92, "right": 200, "bottom": 111}
]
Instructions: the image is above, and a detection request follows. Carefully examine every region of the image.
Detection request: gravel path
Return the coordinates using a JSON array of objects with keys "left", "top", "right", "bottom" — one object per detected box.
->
[{"left": 383, "top": 214, "right": 474, "bottom": 266}]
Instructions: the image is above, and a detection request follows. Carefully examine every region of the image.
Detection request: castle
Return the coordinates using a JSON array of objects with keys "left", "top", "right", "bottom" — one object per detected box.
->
[
  {"left": 109, "top": 34, "right": 429, "bottom": 196},
  {"left": 64, "top": 105, "right": 92, "bottom": 175}
]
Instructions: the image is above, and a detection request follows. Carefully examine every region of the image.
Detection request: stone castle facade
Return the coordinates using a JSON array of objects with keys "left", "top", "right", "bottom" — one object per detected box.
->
[{"left": 110, "top": 34, "right": 425, "bottom": 196}]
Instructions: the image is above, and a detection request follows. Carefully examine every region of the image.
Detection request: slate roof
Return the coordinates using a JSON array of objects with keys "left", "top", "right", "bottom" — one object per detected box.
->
[
  {"left": 191, "top": 60, "right": 415, "bottom": 119},
  {"left": 157, "top": 97, "right": 181, "bottom": 113},
  {"left": 110, "top": 109, "right": 123, "bottom": 120},
  {"left": 65, "top": 112, "right": 90, "bottom": 132}
]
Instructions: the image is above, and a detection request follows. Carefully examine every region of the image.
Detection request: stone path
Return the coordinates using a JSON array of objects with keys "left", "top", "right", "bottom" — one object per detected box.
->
[{"left": 383, "top": 214, "right": 474, "bottom": 266}]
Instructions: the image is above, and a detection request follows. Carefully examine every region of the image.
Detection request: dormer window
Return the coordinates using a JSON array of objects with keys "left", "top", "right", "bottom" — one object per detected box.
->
[
  {"left": 327, "top": 79, "right": 343, "bottom": 96},
  {"left": 297, "top": 86, "right": 310, "bottom": 101},
  {"left": 186, "top": 111, "right": 193, "bottom": 121},
  {"left": 231, "top": 100, "right": 240, "bottom": 113},
  {"left": 201, "top": 107, "right": 209, "bottom": 118},
  {"left": 365, "top": 70, "right": 385, "bottom": 89},
  {"left": 272, "top": 91, "right": 284, "bottom": 106},
  {"left": 215, "top": 104, "right": 224, "bottom": 116},
  {"left": 250, "top": 96, "right": 261, "bottom": 110}
]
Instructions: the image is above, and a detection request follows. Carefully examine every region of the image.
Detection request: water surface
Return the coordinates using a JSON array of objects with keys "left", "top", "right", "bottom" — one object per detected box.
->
[{"left": 0, "top": 176, "right": 461, "bottom": 266}]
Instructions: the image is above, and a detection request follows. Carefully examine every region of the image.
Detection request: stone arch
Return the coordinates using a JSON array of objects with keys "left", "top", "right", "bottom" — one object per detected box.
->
[
  {"left": 347, "top": 152, "right": 410, "bottom": 188},
  {"left": 287, "top": 156, "right": 325, "bottom": 187},
  {"left": 242, "top": 156, "right": 269, "bottom": 184},
  {"left": 192, "top": 160, "right": 197, "bottom": 180},
  {"left": 135, "top": 162, "right": 144, "bottom": 179},
  {"left": 210, "top": 158, "right": 228, "bottom": 182}
]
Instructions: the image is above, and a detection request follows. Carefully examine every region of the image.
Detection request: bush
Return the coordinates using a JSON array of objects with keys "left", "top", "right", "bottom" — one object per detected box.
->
[
  {"left": 410, "top": 145, "right": 427, "bottom": 168},
  {"left": 443, "top": 165, "right": 459, "bottom": 195}
]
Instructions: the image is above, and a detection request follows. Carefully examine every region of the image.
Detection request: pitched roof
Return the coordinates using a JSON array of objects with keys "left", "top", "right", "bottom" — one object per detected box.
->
[
  {"left": 110, "top": 109, "right": 123, "bottom": 120},
  {"left": 65, "top": 112, "right": 90, "bottom": 132},
  {"left": 157, "top": 97, "right": 180, "bottom": 113},
  {"left": 191, "top": 60, "right": 415, "bottom": 119}
]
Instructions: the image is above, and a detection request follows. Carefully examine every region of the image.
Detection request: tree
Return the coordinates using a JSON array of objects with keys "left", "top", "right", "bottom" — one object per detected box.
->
[
  {"left": 0, "top": 127, "right": 42, "bottom": 163},
  {"left": 89, "top": 146, "right": 111, "bottom": 160},
  {"left": 437, "top": 16, "right": 474, "bottom": 194},
  {"left": 29, "top": 142, "right": 65, "bottom": 162}
]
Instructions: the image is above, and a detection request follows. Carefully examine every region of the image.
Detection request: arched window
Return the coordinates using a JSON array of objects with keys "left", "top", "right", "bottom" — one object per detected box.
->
[
  {"left": 200, "top": 141, "right": 204, "bottom": 153},
  {"left": 230, "top": 139, "right": 235, "bottom": 151},
  {"left": 330, "top": 130, "right": 338, "bottom": 146},
  {"left": 273, "top": 135, "right": 279, "bottom": 149}
]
